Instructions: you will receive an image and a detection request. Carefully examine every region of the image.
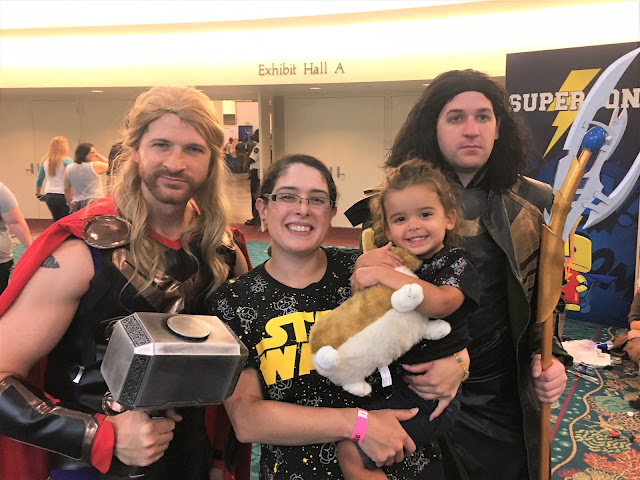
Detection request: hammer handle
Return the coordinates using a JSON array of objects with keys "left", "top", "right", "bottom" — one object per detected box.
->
[{"left": 129, "top": 410, "right": 166, "bottom": 478}]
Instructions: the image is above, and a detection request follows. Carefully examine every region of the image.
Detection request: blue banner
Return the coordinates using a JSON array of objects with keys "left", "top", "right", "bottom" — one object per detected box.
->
[{"left": 506, "top": 42, "right": 640, "bottom": 327}]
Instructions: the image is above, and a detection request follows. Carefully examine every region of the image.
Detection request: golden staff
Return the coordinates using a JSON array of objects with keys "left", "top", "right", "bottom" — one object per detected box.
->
[{"left": 538, "top": 126, "right": 607, "bottom": 480}]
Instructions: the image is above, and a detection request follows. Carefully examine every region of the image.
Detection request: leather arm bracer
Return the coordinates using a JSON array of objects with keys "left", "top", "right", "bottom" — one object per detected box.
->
[{"left": 0, "top": 376, "right": 112, "bottom": 467}]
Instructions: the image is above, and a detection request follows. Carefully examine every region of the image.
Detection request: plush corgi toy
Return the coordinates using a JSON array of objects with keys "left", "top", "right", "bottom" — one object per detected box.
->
[{"left": 309, "top": 229, "right": 451, "bottom": 397}]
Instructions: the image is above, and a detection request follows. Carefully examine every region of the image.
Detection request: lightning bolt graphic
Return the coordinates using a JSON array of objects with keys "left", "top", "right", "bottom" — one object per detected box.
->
[{"left": 544, "top": 69, "right": 600, "bottom": 157}]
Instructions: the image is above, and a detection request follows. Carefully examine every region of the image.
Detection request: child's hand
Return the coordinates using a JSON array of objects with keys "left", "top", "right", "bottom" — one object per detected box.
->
[
  {"left": 355, "top": 242, "right": 402, "bottom": 269},
  {"left": 350, "top": 266, "right": 388, "bottom": 292}
]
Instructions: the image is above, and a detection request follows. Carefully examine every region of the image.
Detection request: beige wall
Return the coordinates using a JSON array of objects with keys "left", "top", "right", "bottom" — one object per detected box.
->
[
  {"left": 0, "top": 91, "right": 417, "bottom": 223},
  {"left": 0, "top": 98, "right": 130, "bottom": 218},
  {"left": 283, "top": 94, "right": 418, "bottom": 227}
]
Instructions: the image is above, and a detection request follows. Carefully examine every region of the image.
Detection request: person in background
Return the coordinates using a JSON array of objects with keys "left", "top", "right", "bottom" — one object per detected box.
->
[
  {"left": 35, "top": 136, "right": 73, "bottom": 221},
  {"left": 64, "top": 143, "right": 109, "bottom": 212},
  {"left": 208, "top": 154, "right": 446, "bottom": 480},
  {"left": 612, "top": 288, "right": 640, "bottom": 376},
  {"left": 224, "top": 137, "right": 238, "bottom": 172},
  {"left": 244, "top": 129, "right": 261, "bottom": 226},
  {"left": 235, "top": 138, "right": 247, "bottom": 174},
  {"left": 0, "top": 85, "right": 249, "bottom": 480},
  {"left": 384, "top": 69, "right": 569, "bottom": 479},
  {"left": 0, "top": 181, "right": 32, "bottom": 294}
]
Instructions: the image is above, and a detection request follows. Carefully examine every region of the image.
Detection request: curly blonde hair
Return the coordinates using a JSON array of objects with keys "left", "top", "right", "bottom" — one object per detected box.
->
[
  {"left": 110, "top": 86, "right": 231, "bottom": 293},
  {"left": 370, "top": 157, "right": 462, "bottom": 248}
]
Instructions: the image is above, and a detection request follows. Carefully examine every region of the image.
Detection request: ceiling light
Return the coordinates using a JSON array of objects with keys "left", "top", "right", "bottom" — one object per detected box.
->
[
  {"left": 309, "top": 87, "right": 321, "bottom": 90},
  {"left": 91, "top": 89, "right": 103, "bottom": 93}
]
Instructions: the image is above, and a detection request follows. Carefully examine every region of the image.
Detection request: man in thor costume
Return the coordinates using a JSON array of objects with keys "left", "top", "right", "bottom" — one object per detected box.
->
[{"left": 0, "top": 86, "right": 251, "bottom": 480}]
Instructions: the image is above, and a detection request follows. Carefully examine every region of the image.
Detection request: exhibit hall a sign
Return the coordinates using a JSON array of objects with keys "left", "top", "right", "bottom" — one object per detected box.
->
[{"left": 506, "top": 42, "right": 640, "bottom": 327}]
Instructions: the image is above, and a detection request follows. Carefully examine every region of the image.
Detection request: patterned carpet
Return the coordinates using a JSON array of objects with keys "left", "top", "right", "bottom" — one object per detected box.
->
[{"left": 551, "top": 320, "right": 640, "bottom": 479}]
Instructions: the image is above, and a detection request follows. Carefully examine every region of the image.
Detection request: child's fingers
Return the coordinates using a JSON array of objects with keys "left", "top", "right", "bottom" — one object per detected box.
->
[{"left": 429, "top": 399, "right": 449, "bottom": 421}]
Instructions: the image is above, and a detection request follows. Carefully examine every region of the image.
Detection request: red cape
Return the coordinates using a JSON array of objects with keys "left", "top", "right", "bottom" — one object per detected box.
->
[{"left": 0, "top": 198, "right": 252, "bottom": 480}]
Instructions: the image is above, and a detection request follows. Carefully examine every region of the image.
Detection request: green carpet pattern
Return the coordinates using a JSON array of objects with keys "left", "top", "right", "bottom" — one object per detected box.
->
[{"left": 551, "top": 320, "right": 640, "bottom": 479}]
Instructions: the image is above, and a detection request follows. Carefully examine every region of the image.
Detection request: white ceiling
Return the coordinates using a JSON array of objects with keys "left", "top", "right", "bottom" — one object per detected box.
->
[
  {"left": 0, "top": 0, "right": 497, "bottom": 101},
  {"left": 0, "top": 0, "right": 479, "bottom": 29}
]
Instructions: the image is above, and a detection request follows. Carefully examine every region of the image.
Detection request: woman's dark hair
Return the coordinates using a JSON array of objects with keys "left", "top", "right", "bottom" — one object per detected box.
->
[
  {"left": 371, "top": 157, "right": 462, "bottom": 248},
  {"left": 387, "top": 69, "right": 532, "bottom": 191},
  {"left": 259, "top": 154, "right": 338, "bottom": 203},
  {"left": 74, "top": 143, "right": 94, "bottom": 164}
]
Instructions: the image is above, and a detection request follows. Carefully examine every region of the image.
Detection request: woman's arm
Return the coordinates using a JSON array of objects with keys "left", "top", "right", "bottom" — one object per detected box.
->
[
  {"left": 63, "top": 168, "right": 73, "bottom": 204},
  {"left": 224, "top": 368, "right": 417, "bottom": 465},
  {"left": 91, "top": 154, "right": 110, "bottom": 175},
  {"left": 35, "top": 164, "right": 45, "bottom": 193}
]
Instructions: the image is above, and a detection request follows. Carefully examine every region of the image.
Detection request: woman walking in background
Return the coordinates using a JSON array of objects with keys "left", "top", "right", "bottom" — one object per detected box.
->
[
  {"left": 64, "top": 142, "right": 109, "bottom": 212},
  {"left": 35, "top": 136, "right": 73, "bottom": 221}
]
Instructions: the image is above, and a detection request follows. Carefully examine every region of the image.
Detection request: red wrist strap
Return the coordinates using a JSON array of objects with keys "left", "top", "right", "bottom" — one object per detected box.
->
[
  {"left": 351, "top": 408, "right": 368, "bottom": 444},
  {"left": 91, "top": 413, "right": 115, "bottom": 473}
]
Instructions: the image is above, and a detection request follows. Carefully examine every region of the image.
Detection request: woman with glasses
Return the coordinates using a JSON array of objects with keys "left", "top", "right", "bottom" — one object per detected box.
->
[{"left": 206, "top": 154, "right": 443, "bottom": 480}]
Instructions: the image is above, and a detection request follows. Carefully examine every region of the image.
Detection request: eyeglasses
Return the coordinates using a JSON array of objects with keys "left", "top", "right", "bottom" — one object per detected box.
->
[{"left": 262, "top": 193, "right": 335, "bottom": 211}]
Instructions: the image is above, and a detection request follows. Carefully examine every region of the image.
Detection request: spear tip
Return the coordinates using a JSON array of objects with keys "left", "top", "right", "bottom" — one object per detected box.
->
[{"left": 582, "top": 126, "right": 607, "bottom": 152}]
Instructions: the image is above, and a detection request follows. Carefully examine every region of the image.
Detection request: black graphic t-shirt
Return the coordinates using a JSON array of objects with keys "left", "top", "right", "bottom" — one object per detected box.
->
[
  {"left": 208, "top": 247, "right": 434, "bottom": 480},
  {"left": 398, "top": 246, "right": 479, "bottom": 365}
]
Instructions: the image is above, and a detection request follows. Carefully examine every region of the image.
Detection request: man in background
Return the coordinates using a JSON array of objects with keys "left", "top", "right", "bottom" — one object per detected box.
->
[{"left": 244, "top": 129, "right": 261, "bottom": 226}]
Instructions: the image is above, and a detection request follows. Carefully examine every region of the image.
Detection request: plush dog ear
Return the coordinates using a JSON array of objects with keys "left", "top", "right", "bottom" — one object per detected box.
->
[{"left": 361, "top": 228, "right": 376, "bottom": 253}]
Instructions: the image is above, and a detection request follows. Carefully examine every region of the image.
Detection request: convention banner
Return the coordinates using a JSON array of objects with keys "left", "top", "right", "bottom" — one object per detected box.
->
[{"left": 506, "top": 42, "right": 640, "bottom": 327}]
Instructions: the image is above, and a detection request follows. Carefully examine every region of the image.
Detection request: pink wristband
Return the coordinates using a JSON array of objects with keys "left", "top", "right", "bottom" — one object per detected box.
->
[{"left": 351, "top": 408, "right": 368, "bottom": 444}]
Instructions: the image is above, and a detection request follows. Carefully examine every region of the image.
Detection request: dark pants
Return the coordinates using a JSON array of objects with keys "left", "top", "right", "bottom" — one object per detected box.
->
[
  {"left": 444, "top": 364, "right": 529, "bottom": 479},
  {"left": 0, "top": 259, "right": 13, "bottom": 295},
  {"left": 71, "top": 199, "right": 92, "bottom": 213},
  {"left": 357, "top": 376, "right": 461, "bottom": 469},
  {"left": 249, "top": 169, "right": 260, "bottom": 220},
  {"left": 45, "top": 193, "right": 70, "bottom": 221}
]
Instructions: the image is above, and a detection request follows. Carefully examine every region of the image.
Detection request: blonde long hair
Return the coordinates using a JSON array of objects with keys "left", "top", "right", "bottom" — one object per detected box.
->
[
  {"left": 42, "top": 136, "right": 69, "bottom": 176},
  {"left": 110, "top": 86, "right": 231, "bottom": 293}
]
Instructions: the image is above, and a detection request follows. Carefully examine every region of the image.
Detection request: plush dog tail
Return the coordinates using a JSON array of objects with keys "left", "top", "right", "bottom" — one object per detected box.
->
[
  {"left": 313, "top": 346, "right": 339, "bottom": 370},
  {"left": 362, "top": 228, "right": 376, "bottom": 252}
]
